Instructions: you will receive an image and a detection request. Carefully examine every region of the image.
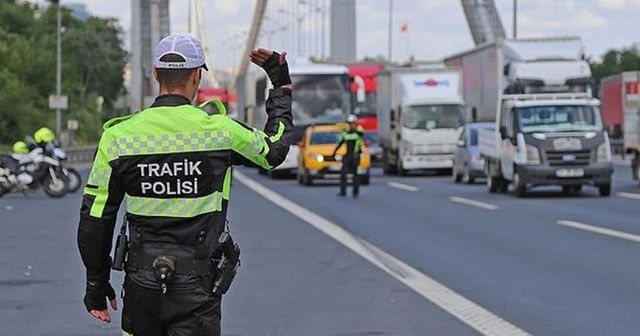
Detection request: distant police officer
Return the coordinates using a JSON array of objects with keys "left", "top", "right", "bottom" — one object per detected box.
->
[
  {"left": 333, "top": 114, "right": 365, "bottom": 197},
  {"left": 77, "top": 33, "right": 292, "bottom": 336}
]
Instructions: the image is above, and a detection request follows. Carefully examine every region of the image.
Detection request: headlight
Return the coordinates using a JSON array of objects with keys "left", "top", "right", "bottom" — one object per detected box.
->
[
  {"left": 309, "top": 152, "right": 324, "bottom": 162},
  {"left": 597, "top": 143, "right": 611, "bottom": 162},
  {"left": 525, "top": 145, "right": 541, "bottom": 164},
  {"left": 402, "top": 141, "right": 414, "bottom": 155}
]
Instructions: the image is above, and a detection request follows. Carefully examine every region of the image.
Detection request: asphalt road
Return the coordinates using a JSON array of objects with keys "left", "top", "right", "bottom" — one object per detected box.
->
[{"left": 0, "top": 163, "right": 638, "bottom": 335}]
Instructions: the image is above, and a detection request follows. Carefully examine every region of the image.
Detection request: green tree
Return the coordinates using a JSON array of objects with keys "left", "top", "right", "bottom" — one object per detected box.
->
[
  {"left": 591, "top": 44, "right": 640, "bottom": 83},
  {"left": 0, "top": 0, "right": 127, "bottom": 145}
]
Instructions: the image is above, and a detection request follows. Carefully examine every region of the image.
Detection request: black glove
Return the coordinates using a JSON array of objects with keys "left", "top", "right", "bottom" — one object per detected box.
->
[
  {"left": 260, "top": 51, "right": 291, "bottom": 88},
  {"left": 83, "top": 281, "right": 116, "bottom": 311}
]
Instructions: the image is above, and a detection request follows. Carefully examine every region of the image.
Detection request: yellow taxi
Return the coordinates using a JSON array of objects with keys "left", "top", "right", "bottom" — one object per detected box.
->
[{"left": 297, "top": 123, "right": 371, "bottom": 186}]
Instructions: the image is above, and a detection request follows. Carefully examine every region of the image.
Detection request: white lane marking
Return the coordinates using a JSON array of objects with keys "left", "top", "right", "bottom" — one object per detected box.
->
[
  {"left": 450, "top": 196, "right": 499, "bottom": 211},
  {"left": 387, "top": 181, "right": 419, "bottom": 192},
  {"left": 556, "top": 220, "right": 640, "bottom": 243},
  {"left": 235, "top": 171, "right": 530, "bottom": 336},
  {"left": 613, "top": 160, "right": 631, "bottom": 166},
  {"left": 617, "top": 192, "right": 640, "bottom": 200}
]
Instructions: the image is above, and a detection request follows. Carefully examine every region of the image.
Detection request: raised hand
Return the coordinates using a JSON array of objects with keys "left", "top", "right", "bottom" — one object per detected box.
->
[{"left": 249, "top": 48, "right": 292, "bottom": 88}]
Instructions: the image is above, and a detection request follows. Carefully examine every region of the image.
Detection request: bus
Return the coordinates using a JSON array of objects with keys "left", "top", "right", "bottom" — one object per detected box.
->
[{"left": 246, "top": 62, "right": 352, "bottom": 175}]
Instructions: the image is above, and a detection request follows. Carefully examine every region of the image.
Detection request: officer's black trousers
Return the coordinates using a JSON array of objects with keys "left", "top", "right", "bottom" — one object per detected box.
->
[
  {"left": 339, "top": 155, "right": 360, "bottom": 196},
  {"left": 122, "top": 278, "right": 221, "bottom": 336}
]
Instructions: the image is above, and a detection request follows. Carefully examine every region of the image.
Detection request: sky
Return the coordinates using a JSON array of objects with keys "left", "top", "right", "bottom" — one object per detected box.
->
[{"left": 39, "top": 0, "right": 640, "bottom": 70}]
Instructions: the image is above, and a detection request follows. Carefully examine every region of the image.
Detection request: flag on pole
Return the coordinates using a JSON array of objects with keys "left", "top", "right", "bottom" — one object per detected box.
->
[{"left": 400, "top": 23, "right": 409, "bottom": 33}]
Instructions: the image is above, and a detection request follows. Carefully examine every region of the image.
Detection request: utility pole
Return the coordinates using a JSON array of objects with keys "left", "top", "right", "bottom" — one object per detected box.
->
[
  {"left": 387, "top": 0, "right": 393, "bottom": 62},
  {"left": 513, "top": 0, "right": 517, "bottom": 38},
  {"left": 55, "top": 1, "right": 62, "bottom": 136}
]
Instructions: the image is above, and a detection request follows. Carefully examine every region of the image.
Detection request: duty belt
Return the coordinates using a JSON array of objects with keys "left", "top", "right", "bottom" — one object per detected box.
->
[{"left": 126, "top": 253, "right": 214, "bottom": 276}]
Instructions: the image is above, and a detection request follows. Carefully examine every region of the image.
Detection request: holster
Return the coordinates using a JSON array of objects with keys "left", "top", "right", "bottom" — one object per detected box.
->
[
  {"left": 111, "top": 218, "right": 128, "bottom": 271},
  {"left": 208, "top": 232, "right": 241, "bottom": 296}
]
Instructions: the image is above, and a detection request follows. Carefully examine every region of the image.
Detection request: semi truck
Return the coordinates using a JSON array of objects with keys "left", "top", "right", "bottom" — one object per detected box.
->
[
  {"left": 600, "top": 71, "right": 640, "bottom": 181},
  {"left": 377, "top": 68, "right": 465, "bottom": 175},
  {"left": 446, "top": 37, "right": 612, "bottom": 196}
]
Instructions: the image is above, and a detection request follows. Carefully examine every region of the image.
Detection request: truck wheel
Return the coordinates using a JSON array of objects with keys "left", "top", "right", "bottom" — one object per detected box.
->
[
  {"left": 498, "top": 179, "right": 508, "bottom": 193},
  {"left": 487, "top": 176, "right": 498, "bottom": 193},
  {"left": 597, "top": 183, "right": 611, "bottom": 197},
  {"left": 382, "top": 150, "right": 397, "bottom": 175},
  {"left": 452, "top": 166, "right": 462, "bottom": 183},
  {"left": 513, "top": 172, "right": 527, "bottom": 198},
  {"left": 397, "top": 157, "right": 407, "bottom": 176},
  {"left": 462, "top": 165, "right": 474, "bottom": 184}
]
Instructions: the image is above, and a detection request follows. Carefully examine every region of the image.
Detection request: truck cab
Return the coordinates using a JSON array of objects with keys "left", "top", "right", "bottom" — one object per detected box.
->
[
  {"left": 378, "top": 69, "right": 465, "bottom": 175},
  {"left": 483, "top": 93, "right": 613, "bottom": 196},
  {"left": 393, "top": 99, "right": 464, "bottom": 173}
]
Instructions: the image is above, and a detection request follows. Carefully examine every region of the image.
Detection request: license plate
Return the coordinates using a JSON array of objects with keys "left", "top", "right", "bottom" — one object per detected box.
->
[
  {"left": 329, "top": 165, "right": 341, "bottom": 171},
  {"left": 553, "top": 138, "right": 582, "bottom": 151},
  {"left": 556, "top": 168, "right": 584, "bottom": 178},
  {"left": 421, "top": 156, "right": 444, "bottom": 161}
]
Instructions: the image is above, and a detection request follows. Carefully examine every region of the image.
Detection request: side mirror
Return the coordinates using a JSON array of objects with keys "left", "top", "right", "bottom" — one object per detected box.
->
[{"left": 499, "top": 126, "right": 508, "bottom": 139}]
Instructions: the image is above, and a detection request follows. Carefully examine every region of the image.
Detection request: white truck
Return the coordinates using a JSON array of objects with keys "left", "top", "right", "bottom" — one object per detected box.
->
[
  {"left": 445, "top": 37, "right": 594, "bottom": 123},
  {"left": 377, "top": 68, "right": 465, "bottom": 175},
  {"left": 446, "top": 37, "right": 612, "bottom": 197},
  {"left": 478, "top": 93, "right": 612, "bottom": 197}
]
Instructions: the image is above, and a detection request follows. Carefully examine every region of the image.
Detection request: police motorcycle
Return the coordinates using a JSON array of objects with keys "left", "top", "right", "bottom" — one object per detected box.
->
[
  {"left": 47, "top": 141, "right": 82, "bottom": 193},
  {"left": 0, "top": 140, "right": 69, "bottom": 198}
]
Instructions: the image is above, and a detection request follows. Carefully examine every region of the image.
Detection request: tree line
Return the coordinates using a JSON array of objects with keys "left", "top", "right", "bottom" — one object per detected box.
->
[{"left": 0, "top": 0, "right": 127, "bottom": 146}]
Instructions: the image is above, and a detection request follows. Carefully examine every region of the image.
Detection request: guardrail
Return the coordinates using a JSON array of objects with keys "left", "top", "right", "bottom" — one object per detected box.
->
[{"left": 65, "top": 145, "right": 97, "bottom": 163}]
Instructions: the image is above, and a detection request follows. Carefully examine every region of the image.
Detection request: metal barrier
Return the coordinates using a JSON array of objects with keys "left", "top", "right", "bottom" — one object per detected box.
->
[{"left": 65, "top": 145, "right": 97, "bottom": 163}]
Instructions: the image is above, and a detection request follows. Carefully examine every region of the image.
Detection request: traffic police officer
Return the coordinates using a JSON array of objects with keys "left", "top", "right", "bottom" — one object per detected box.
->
[
  {"left": 333, "top": 114, "right": 365, "bottom": 197},
  {"left": 77, "top": 33, "right": 293, "bottom": 335}
]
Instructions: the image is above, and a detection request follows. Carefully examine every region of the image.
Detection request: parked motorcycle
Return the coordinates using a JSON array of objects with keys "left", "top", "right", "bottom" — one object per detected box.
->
[
  {"left": 0, "top": 147, "right": 69, "bottom": 198},
  {"left": 49, "top": 146, "right": 82, "bottom": 193}
]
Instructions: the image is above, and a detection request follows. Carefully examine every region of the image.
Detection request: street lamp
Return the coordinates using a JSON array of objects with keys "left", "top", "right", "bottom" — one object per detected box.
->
[
  {"left": 315, "top": 0, "right": 328, "bottom": 60},
  {"left": 55, "top": 0, "right": 62, "bottom": 136}
]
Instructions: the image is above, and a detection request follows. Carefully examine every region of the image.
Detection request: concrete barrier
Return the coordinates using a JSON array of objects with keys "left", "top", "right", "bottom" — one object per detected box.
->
[{"left": 65, "top": 145, "right": 97, "bottom": 163}]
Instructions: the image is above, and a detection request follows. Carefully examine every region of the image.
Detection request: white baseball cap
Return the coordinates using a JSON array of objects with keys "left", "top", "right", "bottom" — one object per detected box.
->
[{"left": 154, "top": 33, "right": 208, "bottom": 70}]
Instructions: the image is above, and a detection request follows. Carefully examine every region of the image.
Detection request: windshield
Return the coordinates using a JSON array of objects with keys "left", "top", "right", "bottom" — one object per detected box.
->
[
  {"left": 354, "top": 92, "right": 377, "bottom": 117},
  {"left": 310, "top": 131, "right": 340, "bottom": 145},
  {"left": 291, "top": 74, "right": 351, "bottom": 125},
  {"left": 515, "top": 105, "right": 602, "bottom": 133},
  {"left": 403, "top": 105, "right": 464, "bottom": 130}
]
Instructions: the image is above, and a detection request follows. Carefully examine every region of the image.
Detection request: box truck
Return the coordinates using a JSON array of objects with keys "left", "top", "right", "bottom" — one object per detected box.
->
[
  {"left": 446, "top": 37, "right": 612, "bottom": 196},
  {"left": 377, "top": 68, "right": 465, "bottom": 175},
  {"left": 600, "top": 71, "right": 640, "bottom": 181}
]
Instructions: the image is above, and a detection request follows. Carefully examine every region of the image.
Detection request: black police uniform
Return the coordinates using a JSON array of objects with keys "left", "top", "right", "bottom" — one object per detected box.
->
[
  {"left": 334, "top": 126, "right": 364, "bottom": 197},
  {"left": 78, "top": 54, "right": 292, "bottom": 334}
]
